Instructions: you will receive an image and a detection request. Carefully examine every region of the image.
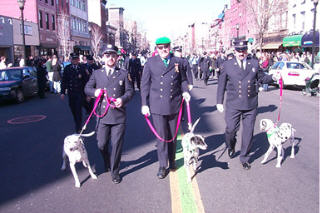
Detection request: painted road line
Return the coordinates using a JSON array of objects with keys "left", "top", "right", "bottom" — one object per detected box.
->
[{"left": 170, "top": 133, "right": 205, "bottom": 213}]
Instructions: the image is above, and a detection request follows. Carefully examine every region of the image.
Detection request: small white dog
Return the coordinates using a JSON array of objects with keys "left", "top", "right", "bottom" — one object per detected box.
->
[
  {"left": 61, "top": 131, "right": 97, "bottom": 187},
  {"left": 260, "top": 119, "right": 296, "bottom": 168},
  {"left": 182, "top": 118, "right": 208, "bottom": 182}
]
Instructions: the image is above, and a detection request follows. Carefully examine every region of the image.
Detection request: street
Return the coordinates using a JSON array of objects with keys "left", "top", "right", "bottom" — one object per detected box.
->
[{"left": 0, "top": 78, "right": 318, "bottom": 213}]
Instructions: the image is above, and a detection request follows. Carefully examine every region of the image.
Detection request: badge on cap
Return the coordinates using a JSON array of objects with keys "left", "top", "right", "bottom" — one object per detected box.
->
[
  {"left": 240, "top": 42, "right": 243, "bottom": 46},
  {"left": 107, "top": 44, "right": 112, "bottom": 48}
]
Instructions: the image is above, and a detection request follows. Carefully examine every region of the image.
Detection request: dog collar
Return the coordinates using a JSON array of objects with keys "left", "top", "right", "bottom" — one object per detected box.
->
[{"left": 266, "top": 127, "right": 279, "bottom": 138}]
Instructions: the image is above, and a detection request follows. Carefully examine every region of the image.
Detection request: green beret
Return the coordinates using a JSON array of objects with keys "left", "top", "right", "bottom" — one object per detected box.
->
[{"left": 155, "top": 37, "right": 171, "bottom": 45}]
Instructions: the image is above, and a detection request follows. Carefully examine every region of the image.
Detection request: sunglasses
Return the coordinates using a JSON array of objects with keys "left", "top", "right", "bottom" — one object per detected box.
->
[
  {"left": 157, "top": 44, "right": 170, "bottom": 50},
  {"left": 105, "top": 53, "right": 117, "bottom": 58}
]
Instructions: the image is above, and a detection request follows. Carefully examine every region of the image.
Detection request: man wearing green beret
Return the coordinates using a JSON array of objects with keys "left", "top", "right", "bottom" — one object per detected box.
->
[{"left": 141, "top": 37, "right": 191, "bottom": 179}]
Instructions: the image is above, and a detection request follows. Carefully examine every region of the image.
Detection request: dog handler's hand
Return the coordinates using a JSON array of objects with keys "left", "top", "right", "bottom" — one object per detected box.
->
[
  {"left": 141, "top": 105, "right": 150, "bottom": 117},
  {"left": 114, "top": 98, "right": 122, "bottom": 108},
  {"left": 217, "top": 104, "right": 224, "bottom": 113},
  {"left": 94, "top": 89, "right": 102, "bottom": 97},
  {"left": 182, "top": 92, "right": 191, "bottom": 102}
]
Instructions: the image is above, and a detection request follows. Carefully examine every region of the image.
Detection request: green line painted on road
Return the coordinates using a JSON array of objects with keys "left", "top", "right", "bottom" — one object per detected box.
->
[{"left": 175, "top": 134, "right": 198, "bottom": 213}]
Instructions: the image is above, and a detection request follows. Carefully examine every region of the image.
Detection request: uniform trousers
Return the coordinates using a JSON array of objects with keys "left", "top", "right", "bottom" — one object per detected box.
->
[
  {"left": 203, "top": 70, "right": 210, "bottom": 85},
  {"left": 131, "top": 73, "right": 141, "bottom": 90},
  {"left": 151, "top": 113, "right": 178, "bottom": 168},
  {"left": 225, "top": 107, "right": 257, "bottom": 163},
  {"left": 192, "top": 65, "right": 198, "bottom": 80},
  {"left": 96, "top": 123, "right": 125, "bottom": 176},
  {"left": 68, "top": 93, "right": 86, "bottom": 133}
]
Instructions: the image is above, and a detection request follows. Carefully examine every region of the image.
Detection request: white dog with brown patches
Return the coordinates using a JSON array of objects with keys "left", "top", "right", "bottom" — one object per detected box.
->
[
  {"left": 61, "top": 131, "right": 97, "bottom": 187},
  {"left": 260, "top": 119, "right": 296, "bottom": 168},
  {"left": 182, "top": 118, "right": 208, "bottom": 182}
]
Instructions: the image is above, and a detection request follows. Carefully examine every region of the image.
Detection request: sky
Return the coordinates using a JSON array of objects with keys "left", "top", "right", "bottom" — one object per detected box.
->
[{"left": 107, "top": 0, "right": 228, "bottom": 43}]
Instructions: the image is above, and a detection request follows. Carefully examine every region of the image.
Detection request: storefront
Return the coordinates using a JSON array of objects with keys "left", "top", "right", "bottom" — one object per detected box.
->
[
  {"left": 301, "top": 31, "right": 319, "bottom": 49},
  {"left": 282, "top": 35, "right": 303, "bottom": 52},
  {"left": 0, "top": 16, "right": 14, "bottom": 64}
]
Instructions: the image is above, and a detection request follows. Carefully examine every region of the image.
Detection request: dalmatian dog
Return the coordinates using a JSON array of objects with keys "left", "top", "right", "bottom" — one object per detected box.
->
[
  {"left": 61, "top": 131, "right": 97, "bottom": 188},
  {"left": 260, "top": 119, "right": 296, "bottom": 168},
  {"left": 182, "top": 118, "right": 208, "bottom": 182}
]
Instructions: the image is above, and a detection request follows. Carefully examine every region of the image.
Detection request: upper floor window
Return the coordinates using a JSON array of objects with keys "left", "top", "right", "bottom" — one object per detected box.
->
[
  {"left": 39, "top": 11, "right": 43, "bottom": 28},
  {"left": 51, "top": 0, "right": 54, "bottom": 6},
  {"left": 52, "top": 15, "right": 55, "bottom": 30},
  {"left": 45, "top": 0, "right": 48, "bottom": 3},
  {"left": 46, "top": 13, "right": 49, "bottom": 29},
  {"left": 0, "top": 17, "right": 4, "bottom": 24}
]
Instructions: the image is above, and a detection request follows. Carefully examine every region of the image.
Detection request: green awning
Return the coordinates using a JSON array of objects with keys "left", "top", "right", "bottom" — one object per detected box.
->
[{"left": 282, "top": 35, "right": 303, "bottom": 47}]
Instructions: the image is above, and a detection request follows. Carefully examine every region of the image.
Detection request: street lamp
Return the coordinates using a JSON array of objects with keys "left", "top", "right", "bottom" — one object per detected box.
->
[
  {"left": 17, "top": 0, "right": 26, "bottom": 66},
  {"left": 311, "top": 0, "right": 318, "bottom": 68},
  {"left": 236, "top": 24, "right": 240, "bottom": 39}
]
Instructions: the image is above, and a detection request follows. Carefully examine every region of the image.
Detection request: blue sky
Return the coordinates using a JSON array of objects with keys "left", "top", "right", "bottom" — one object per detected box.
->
[{"left": 108, "top": 0, "right": 228, "bottom": 42}]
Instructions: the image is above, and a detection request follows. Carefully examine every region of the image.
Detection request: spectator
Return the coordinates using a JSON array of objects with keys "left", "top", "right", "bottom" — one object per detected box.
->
[
  {"left": 46, "top": 55, "right": 53, "bottom": 92},
  {"left": 0, "top": 56, "right": 7, "bottom": 69},
  {"left": 52, "top": 55, "right": 62, "bottom": 94}
]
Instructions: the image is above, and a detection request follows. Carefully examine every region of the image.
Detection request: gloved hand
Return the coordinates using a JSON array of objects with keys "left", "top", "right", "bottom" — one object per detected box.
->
[
  {"left": 182, "top": 92, "right": 191, "bottom": 102},
  {"left": 141, "top": 105, "right": 150, "bottom": 117},
  {"left": 272, "top": 72, "right": 281, "bottom": 83},
  {"left": 94, "top": 89, "right": 102, "bottom": 97},
  {"left": 188, "top": 84, "right": 193, "bottom": 91},
  {"left": 217, "top": 104, "right": 224, "bottom": 113},
  {"left": 114, "top": 98, "right": 122, "bottom": 108}
]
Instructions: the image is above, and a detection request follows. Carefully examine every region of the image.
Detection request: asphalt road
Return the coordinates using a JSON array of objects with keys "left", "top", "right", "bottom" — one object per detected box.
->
[{"left": 0, "top": 77, "right": 318, "bottom": 213}]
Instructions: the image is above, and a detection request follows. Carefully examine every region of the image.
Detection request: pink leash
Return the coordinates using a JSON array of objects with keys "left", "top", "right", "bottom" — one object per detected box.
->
[
  {"left": 79, "top": 89, "right": 116, "bottom": 135},
  {"left": 275, "top": 77, "right": 283, "bottom": 126},
  {"left": 144, "top": 99, "right": 192, "bottom": 143}
]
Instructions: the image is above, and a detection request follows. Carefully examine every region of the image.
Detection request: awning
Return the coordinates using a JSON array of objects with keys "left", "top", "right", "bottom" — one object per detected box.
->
[
  {"left": 74, "top": 45, "right": 91, "bottom": 51},
  {"left": 262, "top": 42, "right": 282, "bottom": 49},
  {"left": 282, "top": 35, "right": 303, "bottom": 47},
  {"left": 301, "top": 31, "right": 319, "bottom": 47}
]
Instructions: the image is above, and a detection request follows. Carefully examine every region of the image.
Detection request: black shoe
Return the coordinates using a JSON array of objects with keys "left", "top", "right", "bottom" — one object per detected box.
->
[
  {"left": 157, "top": 167, "right": 167, "bottom": 179},
  {"left": 169, "top": 162, "right": 177, "bottom": 171},
  {"left": 242, "top": 162, "right": 251, "bottom": 170},
  {"left": 112, "top": 174, "right": 121, "bottom": 184},
  {"left": 227, "top": 148, "right": 235, "bottom": 159}
]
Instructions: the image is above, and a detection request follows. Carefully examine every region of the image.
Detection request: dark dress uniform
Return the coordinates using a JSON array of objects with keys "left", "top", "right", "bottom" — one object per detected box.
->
[
  {"left": 141, "top": 55, "right": 189, "bottom": 170},
  {"left": 61, "top": 63, "right": 89, "bottom": 133},
  {"left": 36, "top": 60, "right": 47, "bottom": 99},
  {"left": 128, "top": 57, "right": 142, "bottom": 90},
  {"left": 199, "top": 55, "right": 212, "bottom": 85},
  {"left": 217, "top": 57, "right": 274, "bottom": 164},
  {"left": 85, "top": 66, "right": 133, "bottom": 179},
  {"left": 215, "top": 55, "right": 227, "bottom": 79}
]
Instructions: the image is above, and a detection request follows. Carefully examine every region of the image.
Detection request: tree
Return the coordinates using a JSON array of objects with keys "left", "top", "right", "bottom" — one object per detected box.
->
[
  {"left": 57, "top": 11, "right": 72, "bottom": 59},
  {"left": 244, "top": 0, "right": 281, "bottom": 52},
  {"left": 89, "top": 22, "right": 104, "bottom": 58}
]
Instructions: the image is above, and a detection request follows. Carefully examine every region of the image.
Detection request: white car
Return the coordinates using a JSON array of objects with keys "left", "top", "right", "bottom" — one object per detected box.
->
[{"left": 269, "top": 61, "right": 319, "bottom": 87}]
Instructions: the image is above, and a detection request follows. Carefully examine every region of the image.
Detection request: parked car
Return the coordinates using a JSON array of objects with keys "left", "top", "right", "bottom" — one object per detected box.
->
[
  {"left": 269, "top": 61, "right": 319, "bottom": 87},
  {"left": 0, "top": 66, "right": 38, "bottom": 103}
]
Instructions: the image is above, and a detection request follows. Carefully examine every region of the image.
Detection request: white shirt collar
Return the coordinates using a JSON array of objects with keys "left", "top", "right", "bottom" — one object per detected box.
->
[{"left": 236, "top": 58, "right": 247, "bottom": 69}]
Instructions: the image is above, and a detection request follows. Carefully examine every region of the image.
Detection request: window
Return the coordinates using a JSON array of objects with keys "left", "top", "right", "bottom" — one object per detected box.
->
[
  {"left": 45, "top": 0, "right": 48, "bottom": 3},
  {"left": 0, "top": 17, "right": 4, "bottom": 23},
  {"left": 301, "top": 11, "right": 305, "bottom": 31},
  {"left": 46, "top": 13, "right": 49, "bottom": 29},
  {"left": 39, "top": 11, "right": 43, "bottom": 28},
  {"left": 292, "top": 14, "right": 296, "bottom": 29},
  {"left": 52, "top": 15, "right": 55, "bottom": 30},
  {"left": 51, "top": 0, "right": 54, "bottom": 6}
]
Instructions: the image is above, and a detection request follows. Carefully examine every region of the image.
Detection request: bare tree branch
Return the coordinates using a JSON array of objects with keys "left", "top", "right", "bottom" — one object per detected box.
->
[{"left": 89, "top": 22, "right": 104, "bottom": 58}]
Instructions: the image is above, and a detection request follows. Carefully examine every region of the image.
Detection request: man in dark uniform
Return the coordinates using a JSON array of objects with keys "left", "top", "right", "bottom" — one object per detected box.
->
[
  {"left": 173, "top": 46, "right": 193, "bottom": 90},
  {"left": 85, "top": 44, "right": 133, "bottom": 184},
  {"left": 215, "top": 51, "right": 227, "bottom": 79},
  {"left": 190, "top": 53, "right": 199, "bottom": 80},
  {"left": 128, "top": 52, "right": 142, "bottom": 91},
  {"left": 199, "top": 51, "right": 212, "bottom": 86},
  {"left": 141, "top": 37, "right": 190, "bottom": 179},
  {"left": 216, "top": 40, "right": 280, "bottom": 170},
  {"left": 61, "top": 53, "right": 90, "bottom": 133}
]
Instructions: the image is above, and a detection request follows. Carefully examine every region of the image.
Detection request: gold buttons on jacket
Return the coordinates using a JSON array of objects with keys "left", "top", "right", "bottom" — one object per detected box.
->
[
  {"left": 160, "top": 95, "right": 163, "bottom": 98},
  {"left": 160, "top": 88, "right": 163, "bottom": 91},
  {"left": 160, "top": 82, "right": 163, "bottom": 85}
]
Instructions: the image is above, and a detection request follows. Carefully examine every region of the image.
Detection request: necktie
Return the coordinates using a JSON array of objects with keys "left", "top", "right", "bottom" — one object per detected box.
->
[
  {"left": 240, "top": 60, "right": 244, "bottom": 70},
  {"left": 107, "top": 69, "right": 112, "bottom": 76},
  {"left": 163, "top": 58, "right": 169, "bottom": 67}
]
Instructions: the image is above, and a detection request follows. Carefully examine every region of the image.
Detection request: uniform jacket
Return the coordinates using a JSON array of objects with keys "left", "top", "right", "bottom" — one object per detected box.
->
[
  {"left": 61, "top": 64, "right": 89, "bottom": 96},
  {"left": 85, "top": 67, "right": 133, "bottom": 124},
  {"left": 217, "top": 57, "right": 273, "bottom": 110},
  {"left": 128, "top": 58, "right": 142, "bottom": 76},
  {"left": 199, "top": 56, "right": 212, "bottom": 73},
  {"left": 141, "top": 55, "right": 189, "bottom": 115},
  {"left": 215, "top": 56, "right": 227, "bottom": 70},
  {"left": 181, "top": 57, "right": 193, "bottom": 85}
]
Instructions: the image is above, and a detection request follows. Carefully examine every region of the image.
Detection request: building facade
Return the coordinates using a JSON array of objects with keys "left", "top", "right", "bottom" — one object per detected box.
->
[
  {"left": 37, "top": 0, "right": 58, "bottom": 56},
  {"left": 70, "top": 0, "right": 90, "bottom": 55}
]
